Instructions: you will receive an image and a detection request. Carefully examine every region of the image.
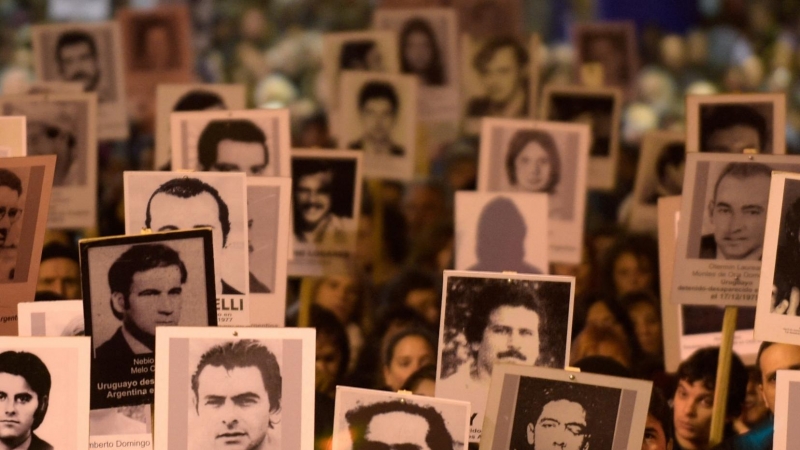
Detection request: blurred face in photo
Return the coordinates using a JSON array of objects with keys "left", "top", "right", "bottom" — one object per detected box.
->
[
  {"left": 480, "top": 46, "right": 524, "bottom": 104},
  {"left": 360, "top": 98, "right": 396, "bottom": 143}
]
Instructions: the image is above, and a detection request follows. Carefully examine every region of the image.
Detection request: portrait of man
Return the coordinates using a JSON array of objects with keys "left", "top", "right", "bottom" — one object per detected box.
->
[
  {"left": 348, "top": 81, "right": 405, "bottom": 156},
  {"left": 55, "top": 30, "right": 100, "bottom": 94},
  {"left": 0, "top": 350, "right": 53, "bottom": 450},
  {"left": 144, "top": 177, "right": 244, "bottom": 295},
  {"left": 191, "top": 340, "right": 282, "bottom": 450},
  {"left": 0, "top": 168, "right": 22, "bottom": 282},
  {"left": 95, "top": 243, "right": 187, "bottom": 358},
  {"left": 698, "top": 162, "right": 771, "bottom": 260},
  {"left": 23, "top": 103, "right": 80, "bottom": 187},
  {"left": 292, "top": 159, "right": 354, "bottom": 246},
  {"left": 173, "top": 90, "right": 227, "bottom": 112},
  {"left": 345, "top": 400, "right": 454, "bottom": 450},
  {"left": 466, "top": 36, "right": 529, "bottom": 119},
  {"left": 197, "top": 119, "right": 269, "bottom": 176},
  {"left": 700, "top": 104, "right": 769, "bottom": 154},
  {"left": 510, "top": 378, "right": 620, "bottom": 450}
]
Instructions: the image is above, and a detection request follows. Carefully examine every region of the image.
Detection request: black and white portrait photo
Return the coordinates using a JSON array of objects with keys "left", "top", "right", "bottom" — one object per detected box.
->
[
  {"left": 17, "top": 300, "right": 84, "bottom": 337},
  {"left": 686, "top": 93, "right": 786, "bottom": 154},
  {"left": 455, "top": 191, "right": 549, "bottom": 274},
  {"left": 332, "top": 387, "right": 469, "bottom": 450},
  {"left": 32, "top": 21, "right": 128, "bottom": 140},
  {"left": 477, "top": 118, "right": 590, "bottom": 264},
  {"left": 0, "top": 93, "right": 98, "bottom": 230},
  {"left": 481, "top": 366, "right": 651, "bottom": 450},
  {"left": 289, "top": 150, "right": 362, "bottom": 277},
  {"left": 772, "top": 369, "right": 800, "bottom": 450},
  {"left": 0, "top": 337, "right": 91, "bottom": 450},
  {"left": 338, "top": 71, "right": 417, "bottom": 180},
  {"left": 0, "top": 117, "right": 26, "bottom": 157},
  {"left": 154, "top": 327, "right": 315, "bottom": 450},
  {"left": 81, "top": 230, "right": 216, "bottom": 409},
  {"left": 373, "top": 8, "right": 460, "bottom": 120},
  {"left": 154, "top": 83, "right": 246, "bottom": 170},
  {"left": 435, "top": 272, "right": 574, "bottom": 442},
  {"left": 541, "top": 85, "right": 622, "bottom": 191},
  {"left": 171, "top": 109, "right": 291, "bottom": 178},
  {"left": 124, "top": 171, "right": 250, "bottom": 304},
  {"left": 573, "top": 22, "right": 638, "bottom": 96}
]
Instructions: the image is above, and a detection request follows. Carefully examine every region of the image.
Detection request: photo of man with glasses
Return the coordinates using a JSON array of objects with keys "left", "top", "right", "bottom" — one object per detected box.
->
[{"left": 0, "top": 168, "right": 23, "bottom": 282}]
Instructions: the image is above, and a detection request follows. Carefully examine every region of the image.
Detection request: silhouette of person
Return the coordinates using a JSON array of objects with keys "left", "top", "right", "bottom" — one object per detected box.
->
[{"left": 468, "top": 197, "right": 542, "bottom": 274}]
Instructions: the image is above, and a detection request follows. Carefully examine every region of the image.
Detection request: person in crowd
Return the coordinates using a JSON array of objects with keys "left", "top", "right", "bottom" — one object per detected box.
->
[
  {"left": 402, "top": 180, "right": 448, "bottom": 244},
  {"left": 622, "top": 291, "right": 664, "bottom": 360},
  {"left": 310, "top": 305, "right": 350, "bottom": 399},
  {"left": 601, "top": 234, "right": 660, "bottom": 299},
  {"left": 36, "top": 242, "right": 81, "bottom": 300},
  {"left": 379, "top": 269, "right": 440, "bottom": 327},
  {"left": 570, "top": 324, "right": 633, "bottom": 369},
  {"left": 382, "top": 328, "right": 437, "bottom": 391},
  {"left": 311, "top": 274, "right": 370, "bottom": 367},
  {"left": 644, "top": 388, "right": 674, "bottom": 450},
  {"left": 732, "top": 368, "right": 770, "bottom": 435}
]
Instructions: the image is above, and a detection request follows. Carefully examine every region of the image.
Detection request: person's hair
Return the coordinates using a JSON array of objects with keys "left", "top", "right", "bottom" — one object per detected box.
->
[
  {"left": 107, "top": 243, "right": 188, "bottom": 320},
  {"left": 0, "top": 168, "right": 22, "bottom": 196},
  {"left": 399, "top": 17, "right": 445, "bottom": 85},
  {"left": 655, "top": 142, "right": 685, "bottom": 181},
  {"left": 473, "top": 36, "right": 528, "bottom": 73},
  {"left": 504, "top": 129, "right": 561, "bottom": 193},
  {"left": 345, "top": 400, "right": 454, "bottom": 450},
  {"left": 310, "top": 304, "right": 351, "bottom": 384},
  {"left": 196, "top": 119, "right": 269, "bottom": 170},
  {"left": 600, "top": 234, "right": 660, "bottom": 298},
  {"left": 570, "top": 324, "right": 633, "bottom": 367},
  {"left": 144, "top": 177, "right": 231, "bottom": 245},
  {"left": 191, "top": 340, "right": 282, "bottom": 416},
  {"left": 701, "top": 104, "right": 767, "bottom": 153},
  {"left": 0, "top": 351, "right": 51, "bottom": 430},
  {"left": 41, "top": 241, "right": 79, "bottom": 264},
  {"left": 676, "top": 347, "right": 748, "bottom": 418},
  {"left": 292, "top": 160, "right": 336, "bottom": 238},
  {"left": 357, "top": 81, "right": 399, "bottom": 114},
  {"left": 620, "top": 290, "right": 661, "bottom": 317},
  {"left": 339, "top": 40, "right": 376, "bottom": 69},
  {"left": 711, "top": 162, "right": 772, "bottom": 202},
  {"left": 647, "top": 388, "right": 674, "bottom": 446},
  {"left": 173, "top": 90, "right": 226, "bottom": 111},
  {"left": 55, "top": 30, "right": 97, "bottom": 65},
  {"left": 401, "top": 364, "right": 437, "bottom": 392},
  {"left": 384, "top": 328, "right": 437, "bottom": 368},
  {"left": 380, "top": 269, "right": 438, "bottom": 315},
  {"left": 755, "top": 341, "right": 775, "bottom": 382}
]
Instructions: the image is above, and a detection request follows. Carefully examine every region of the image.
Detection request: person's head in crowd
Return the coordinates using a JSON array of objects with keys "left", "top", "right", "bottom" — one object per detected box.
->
[
  {"left": 345, "top": 400, "right": 454, "bottom": 450},
  {"left": 643, "top": 388, "right": 674, "bottom": 450},
  {"left": 402, "top": 180, "right": 447, "bottom": 241},
  {"left": 736, "top": 367, "right": 770, "bottom": 433},
  {"left": 570, "top": 324, "right": 633, "bottom": 368},
  {"left": 191, "top": 340, "right": 281, "bottom": 450},
  {"left": 464, "top": 281, "right": 546, "bottom": 380},
  {"left": 700, "top": 105, "right": 767, "bottom": 153},
  {"left": 339, "top": 40, "right": 383, "bottom": 70},
  {"left": 380, "top": 269, "right": 440, "bottom": 326},
  {"left": 756, "top": 342, "right": 800, "bottom": 413},
  {"left": 401, "top": 364, "right": 437, "bottom": 397},
  {"left": 654, "top": 142, "right": 685, "bottom": 196},
  {"left": 55, "top": 30, "right": 100, "bottom": 91},
  {"left": 0, "top": 169, "right": 22, "bottom": 252},
  {"left": 673, "top": 347, "right": 748, "bottom": 450},
  {"left": 601, "top": 234, "right": 659, "bottom": 298},
  {"left": 26, "top": 106, "right": 78, "bottom": 186},
  {"left": 705, "top": 162, "right": 771, "bottom": 260},
  {"left": 37, "top": 242, "right": 81, "bottom": 300},
  {"left": 406, "top": 219, "right": 454, "bottom": 275},
  {"left": 310, "top": 305, "right": 350, "bottom": 398},
  {"left": 312, "top": 274, "right": 363, "bottom": 327},
  {"left": 399, "top": 17, "right": 445, "bottom": 86},
  {"left": 196, "top": 119, "right": 269, "bottom": 176},
  {"left": 0, "top": 351, "right": 51, "bottom": 450},
  {"left": 173, "top": 90, "right": 227, "bottom": 112},
  {"left": 472, "top": 36, "right": 528, "bottom": 108},
  {"left": 621, "top": 291, "right": 663, "bottom": 358},
  {"left": 382, "top": 328, "right": 436, "bottom": 391},
  {"left": 505, "top": 129, "right": 561, "bottom": 194}
]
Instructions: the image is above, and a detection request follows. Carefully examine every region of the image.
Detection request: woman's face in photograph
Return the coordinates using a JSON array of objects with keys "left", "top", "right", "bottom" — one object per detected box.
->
[
  {"left": 404, "top": 30, "right": 433, "bottom": 73},
  {"left": 514, "top": 142, "right": 552, "bottom": 192}
]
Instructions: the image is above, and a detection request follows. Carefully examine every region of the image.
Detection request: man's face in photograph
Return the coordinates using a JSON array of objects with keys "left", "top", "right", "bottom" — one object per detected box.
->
[
  {"left": 296, "top": 171, "right": 333, "bottom": 228},
  {"left": 27, "top": 120, "right": 73, "bottom": 182},
  {"left": 480, "top": 46, "right": 523, "bottom": 104},
  {"left": 57, "top": 41, "right": 100, "bottom": 92},
  {"left": 0, "top": 372, "right": 38, "bottom": 443},
  {"left": 529, "top": 399, "right": 588, "bottom": 450},
  {"left": 360, "top": 97, "right": 396, "bottom": 142},
  {"left": 0, "top": 185, "right": 20, "bottom": 247},
  {"left": 211, "top": 139, "right": 267, "bottom": 177},
  {"left": 708, "top": 173, "right": 770, "bottom": 260},
  {"left": 121, "top": 265, "right": 184, "bottom": 337},
  {"left": 476, "top": 305, "right": 540, "bottom": 375},
  {"left": 704, "top": 125, "right": 761, "bottom": 153},
  {"left": 196, "top": 365, "right": 275, "bottom": 450},
  {"left": 360, "top": 411, "right": 431, "bottom": 450}
]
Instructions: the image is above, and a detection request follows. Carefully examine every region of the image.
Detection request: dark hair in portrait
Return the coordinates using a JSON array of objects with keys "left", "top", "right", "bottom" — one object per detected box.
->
[
  {"left": 130, "top": 16, "right": 179, "bottom": 70},
  {"left": 144, "top": 177, "right": 231, "bottom": 245},
  {"left": 196, "top": 119, "right": 269, "bottom": 171},
  {"left": 0, "top": 168, "right": 22, "bottom": 195},
  {"left": 339, "top": 40, "right": 377, "bottom": 70},
  {"left": 547, "top": 94, "right": 614, "bottom": 157},
  {"left": 505, "top": 129, "right": 561, "bottom": 193},
  {"left": 399, "top": 17, "right": 445, "bottom": 86},
  {"left": 700, "top": 104, "right": 769, "bottom": 153},
  {"left": 772, "top": 179, "right": 800, "bottom": 306},
  {"left": 107, "top": 243, "right": 188, "bottom": 321},
  {"left": 358, "top": 81, "right": 399, "bottom": 114},
  {"left": 655, "top": 142, "right": 685, "bottom": 182},
  {"left": 345, "top": 400, "right": 454, "bottom": 450},
  {"left": 191, "top": 340, "right": 282, "bottom": 416},
  {"left": 0, "top": 351, "right": 51, "bottom": 430},
  {"left": 173, "top": 90, "right": 226, "bottom": 111},
  {"left": 710, "top": 162, "right": 772, "bottom": 204},
  {"left": 55, "top": 30, "right": 97, "bottom": 64},
  {"left": 509, "top": 377, "right": 621, "bottom": 450},
  {"left": 473, "top": 35, "right": 528, "bottom": 73},
  {"left": 676, "top": 347, "right": 747, "bottom": 418},
  {"left": 291, "top": 158, "right": 357, "bottom": 229}
]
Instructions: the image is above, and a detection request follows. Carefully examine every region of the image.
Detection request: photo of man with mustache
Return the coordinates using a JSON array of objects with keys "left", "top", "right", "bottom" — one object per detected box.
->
[
  {"left": 55, "top": 31, "right": 101, "bottom": 95},
  {"left": 291, "top": 159, "right": 352, "bottom": 246}
]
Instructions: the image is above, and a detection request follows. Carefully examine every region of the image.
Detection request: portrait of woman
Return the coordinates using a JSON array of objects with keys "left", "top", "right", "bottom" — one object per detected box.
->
[{"left": 399, "top": 17, "right": 445, "bottom": 86}]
